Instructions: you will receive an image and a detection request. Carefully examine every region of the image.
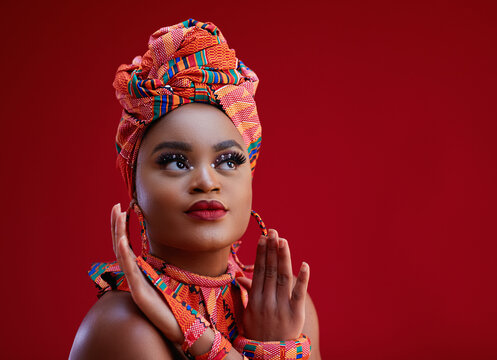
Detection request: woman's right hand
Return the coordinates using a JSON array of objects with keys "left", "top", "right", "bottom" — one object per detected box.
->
[
  {"left": 111, "top": 203, "right": 246, "bottom": 359},
  {"left": 111, "top": 203, "right": 184, "bottom": 344},
  {"left": 237, "top": 229, "right": 310, "bottom": 341}
]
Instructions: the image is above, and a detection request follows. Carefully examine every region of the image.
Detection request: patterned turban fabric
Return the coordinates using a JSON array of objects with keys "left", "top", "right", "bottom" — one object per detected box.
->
[{"left": 113, "top": 19, "right": 262, "bottom": 199}]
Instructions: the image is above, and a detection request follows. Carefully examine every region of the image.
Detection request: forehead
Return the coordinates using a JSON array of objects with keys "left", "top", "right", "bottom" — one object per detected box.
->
[{"left": 140, "top": 103, "right": 246, "bottom": 152}]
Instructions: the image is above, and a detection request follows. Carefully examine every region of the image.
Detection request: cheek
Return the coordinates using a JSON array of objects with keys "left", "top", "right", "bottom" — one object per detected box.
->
[
  {"left": 137, "top": 171, "right": 183, "bottom": 221},
  {"left": 227, "top": 172, "right": 253, "bottom": 233},
  {"left": 140, "top": 182, "right": 187, "bottom": 244}
]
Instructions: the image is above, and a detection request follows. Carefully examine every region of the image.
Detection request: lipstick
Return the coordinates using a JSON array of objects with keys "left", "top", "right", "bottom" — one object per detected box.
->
[{"left": 185, "top": 200, "right": 227, "bottom": 221}]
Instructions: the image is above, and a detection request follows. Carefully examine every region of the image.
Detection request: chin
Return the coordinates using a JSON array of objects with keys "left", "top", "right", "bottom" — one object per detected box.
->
[
  {"left": 153, "top": 214, "right": 249, "bottom": 251},
  {"left": 185, "top": 227, "right": 237, "bottom": 250}
]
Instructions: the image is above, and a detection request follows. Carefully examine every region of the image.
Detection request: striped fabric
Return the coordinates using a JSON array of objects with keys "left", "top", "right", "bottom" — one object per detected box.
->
[
  {"left": 89, "top": 250, "right": 311, "bottom": 360},
  {"left": 89, "top": 250, "right": 250, "bottom": 346},
  {"left": 113, "top": 19, "right": 262, "bottom": 200},
  {"left": 232, "top": 335, "right": 311, "bottom": 359}
]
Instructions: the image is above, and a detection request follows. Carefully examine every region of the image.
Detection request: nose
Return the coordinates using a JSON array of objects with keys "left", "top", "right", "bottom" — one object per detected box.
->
[{"left": 189, "top": 163, "right": 221, "bottom": 194}]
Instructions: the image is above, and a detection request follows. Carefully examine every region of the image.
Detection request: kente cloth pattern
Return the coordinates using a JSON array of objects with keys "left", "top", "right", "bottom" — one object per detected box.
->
[
  {"left": 193, "top": 330, "right": 231, "bottom": 360},
  {"left": 89, "top": 250, "right": 311, "bottom": 359},
  {"left": 114, "top": 18, "right": 262, "bottom": 200},
  {"left": 193, "top": 331, "right": 232, "bottom": 360},
  {"left": 233, "top": 334, "right": 312, "bottom": 359},
  {"left": 89, "top": 251, "right": 251, "bottom": 343}
]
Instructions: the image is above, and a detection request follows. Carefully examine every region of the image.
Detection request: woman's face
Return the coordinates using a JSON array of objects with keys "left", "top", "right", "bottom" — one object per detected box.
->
[{"left": 135, "top": 103, "right": 253, "bottom": 253}]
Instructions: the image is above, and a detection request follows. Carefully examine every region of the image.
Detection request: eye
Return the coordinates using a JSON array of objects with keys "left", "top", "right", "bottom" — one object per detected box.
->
[
  {"left": 218, "top": 160, "right": 236, "bottom": 170},
  {"left": 155, "top": 153, "right": 191, "bottom": 170},
  {"left": 213, "top": 152, "right": 247, "bottom": 170}
]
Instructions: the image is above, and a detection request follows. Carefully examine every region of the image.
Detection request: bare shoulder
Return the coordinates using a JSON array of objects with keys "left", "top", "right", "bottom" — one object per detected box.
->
[
  {"left": 293, "top": 276, "right": 321, "bottom": 360},
  {"left": 69, "top": 290, "right": 183, "bottom": 360}
]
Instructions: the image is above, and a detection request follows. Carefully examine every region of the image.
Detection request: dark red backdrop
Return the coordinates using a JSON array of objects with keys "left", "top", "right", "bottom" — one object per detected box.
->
[{"left": 1, "top": 0, "right": 496, "bottom": 358}]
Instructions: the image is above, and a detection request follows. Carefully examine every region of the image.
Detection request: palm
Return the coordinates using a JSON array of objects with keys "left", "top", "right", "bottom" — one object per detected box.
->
[{"left": 238, "top": 229, "right": 310, "bottom": 341}]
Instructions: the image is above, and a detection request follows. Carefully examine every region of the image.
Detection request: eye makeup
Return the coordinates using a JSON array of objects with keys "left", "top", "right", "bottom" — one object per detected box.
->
[
  {"left": 155, "top": 152, "right": 190, "bottom": 169},
  {"left": 154, "top": 151, "right": 247, "bottom": 170},
  {"left": 213, "top": 151, "right": 247, "bottom": 168}
]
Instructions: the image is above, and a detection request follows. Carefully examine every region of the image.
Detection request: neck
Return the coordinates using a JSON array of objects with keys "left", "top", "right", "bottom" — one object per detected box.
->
[{"left": 147, "top": 241, "right": 232, "bottom": 277}]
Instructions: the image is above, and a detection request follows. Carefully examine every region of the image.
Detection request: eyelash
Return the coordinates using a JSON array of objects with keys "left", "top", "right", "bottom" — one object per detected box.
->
[
  {"left": 213, "top": 152, "right": 247, "bottom": 168},
  {"left": 155, "top": 151, "right": 247, "bottom": 170}
]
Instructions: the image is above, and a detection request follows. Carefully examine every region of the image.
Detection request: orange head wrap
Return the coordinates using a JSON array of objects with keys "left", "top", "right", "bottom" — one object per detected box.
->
[{"left": 113, "top": 19, "right": 262, "bottom": 200}]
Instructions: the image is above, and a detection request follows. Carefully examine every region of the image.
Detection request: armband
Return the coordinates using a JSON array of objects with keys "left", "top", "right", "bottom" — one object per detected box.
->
[
  {"left": 233, "top": 333, "right": 311, "bottom": 360},
  {"left": 185, "top": 330, "right": 233, "bottom": 360}
]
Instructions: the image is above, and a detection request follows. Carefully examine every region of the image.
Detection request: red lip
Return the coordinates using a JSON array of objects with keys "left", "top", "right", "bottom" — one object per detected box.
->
[{"left": 185, "top": 200, "right": 227, "bottom": 220}]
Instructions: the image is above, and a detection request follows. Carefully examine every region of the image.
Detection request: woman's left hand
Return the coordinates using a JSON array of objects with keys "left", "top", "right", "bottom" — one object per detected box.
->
[{"left": 237, "top": 229, "right": 310, "bottom": 341}]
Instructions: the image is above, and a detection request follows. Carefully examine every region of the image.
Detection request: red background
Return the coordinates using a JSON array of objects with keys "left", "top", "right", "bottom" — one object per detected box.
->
[{"left": 1, "top": 0, "right": 496, "bottom": 358}]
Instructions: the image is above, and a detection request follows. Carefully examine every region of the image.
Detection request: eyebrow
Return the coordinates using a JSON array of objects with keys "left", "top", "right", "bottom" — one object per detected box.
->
[
  {"left": 152, "top": 139, "right": 244, "bottom": 154},
  {"left": 152, "top": 141, "right": 192, "bottom": 153},
  {"left": 213, "top": 140, "right": 244, "bottom": 152}
]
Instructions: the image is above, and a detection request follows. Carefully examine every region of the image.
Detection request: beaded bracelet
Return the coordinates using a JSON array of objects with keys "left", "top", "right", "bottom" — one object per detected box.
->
[{"left": 233, "top": 333, "right": 311, "bottom": 360}]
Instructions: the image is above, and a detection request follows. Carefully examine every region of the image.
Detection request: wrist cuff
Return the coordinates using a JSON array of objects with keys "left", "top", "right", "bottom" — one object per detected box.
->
[
  {"left": 186, "top": 330, "right": 233, "bottom": 360},
  {"left": 233, "top": 333, "right": 311, "bottom": 360}
]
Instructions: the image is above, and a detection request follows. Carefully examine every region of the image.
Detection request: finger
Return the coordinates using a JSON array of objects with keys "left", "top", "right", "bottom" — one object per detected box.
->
[
  {"left": 236, "top": 277, "right": 253, "bottom": 290},
  {"left": 111, "top": 204, "right": 120, "bottom": 256},
  {"left": 115, "top": 212, "right": 146, "bottom": 294},
  {"left": 117, "top": 235, "right": 141, "bottom": 291},
  {"left": 116, "top": 211, "right": 136, "bottom": 262},
  {"left": 113, "top": 211, "right": 185, "bottom": 344},
  {"left": 115, "top": 214, "right": 184, "bottom": 344},
  {"left": 276, "top": 238, "right": 293, "bottom": 302},
  {"left": 249, "top": 235, "right": 267, "bottom": 298},
  {"left": 291, "top": 262, "right": 310, "bottom": 310},
  {"left": 262, "top": 229, "right": 279, "bottom": 299}
]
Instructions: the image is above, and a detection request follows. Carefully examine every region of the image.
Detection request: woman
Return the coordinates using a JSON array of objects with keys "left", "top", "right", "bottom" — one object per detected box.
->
[{"left": 70, "top": 19, "right": 320, "bottom": 359}]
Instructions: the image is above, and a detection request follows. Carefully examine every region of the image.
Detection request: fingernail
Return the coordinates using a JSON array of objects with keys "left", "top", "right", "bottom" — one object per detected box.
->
[
  {"left": 278, "top": 239, "right": 285, "bottom": 248},
  {"left": 301, "top": 262, "right": 308, "bottom": 272},
  {"left": 269, "top": 236, "right": 276, "bottom": 248},
  {"left": 117, "top": 203, "right": 121, "bottom": 211},
  {"left": 258, "top": 236, "right": 266, "bottom": 246}
]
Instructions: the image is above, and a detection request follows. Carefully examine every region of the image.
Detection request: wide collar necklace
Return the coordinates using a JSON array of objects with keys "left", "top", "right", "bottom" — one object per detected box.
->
[{"left": 141, "top": 252, "right": 238, "bottom": 288}]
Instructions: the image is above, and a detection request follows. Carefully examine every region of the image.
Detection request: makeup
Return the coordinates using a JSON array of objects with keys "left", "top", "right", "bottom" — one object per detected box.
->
[{"left": 185, "top": 200, "right": 228, "bottom": 220}]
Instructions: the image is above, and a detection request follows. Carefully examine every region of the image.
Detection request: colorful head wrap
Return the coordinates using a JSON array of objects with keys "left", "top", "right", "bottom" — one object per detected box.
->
[{"left": 113, "top": 19, "right": 262, "bottom": 200}]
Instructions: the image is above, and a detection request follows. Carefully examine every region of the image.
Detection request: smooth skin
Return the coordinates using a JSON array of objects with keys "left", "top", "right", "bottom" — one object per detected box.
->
[{"left": 70, "top": 103, "right": 321, "bottom": 359}]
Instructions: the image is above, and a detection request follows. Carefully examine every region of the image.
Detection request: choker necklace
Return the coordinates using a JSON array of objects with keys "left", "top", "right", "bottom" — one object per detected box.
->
[{"left": 141, "top": 252, "right": 239, "bottom": 288}]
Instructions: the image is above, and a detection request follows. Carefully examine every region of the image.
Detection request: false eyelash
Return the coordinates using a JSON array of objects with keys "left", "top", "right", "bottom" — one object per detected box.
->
[
  {"left": 214, "top": 152, "right": 247, "bottom": 167},
  {"left": 155, "top": 152, "right": 189, "bottom": 167}
]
